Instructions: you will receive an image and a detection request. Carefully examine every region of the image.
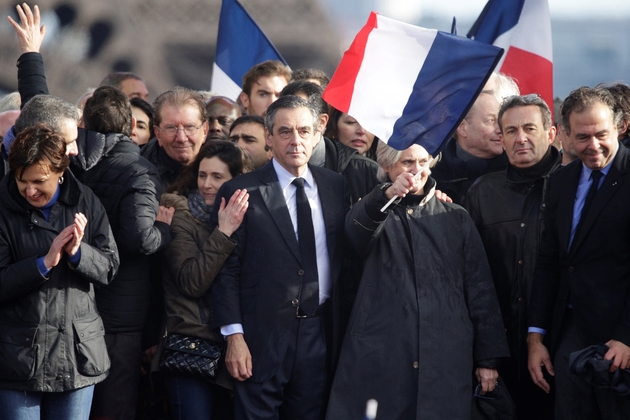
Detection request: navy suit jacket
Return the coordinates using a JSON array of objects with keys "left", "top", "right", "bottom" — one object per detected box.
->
[
  {"left": 211, "top": 161, "right": 349, "bottom": 381},
  {"left": 529, "top": 145, "right": 630, "bottom": 353}
]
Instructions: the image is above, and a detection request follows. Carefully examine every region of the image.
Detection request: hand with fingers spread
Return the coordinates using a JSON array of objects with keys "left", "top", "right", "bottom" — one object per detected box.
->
[
  {"left": 7, "top": 3, "right": 46, "bottom": 53},
  {"left": 527, "top": 332, "right": 554, "bottom": 393},
  {"left": 217, "top": 188, "right": 249, "bottom": 237},
  {"left": 64, "top": 212, "right": 87, "bottom": 257}
]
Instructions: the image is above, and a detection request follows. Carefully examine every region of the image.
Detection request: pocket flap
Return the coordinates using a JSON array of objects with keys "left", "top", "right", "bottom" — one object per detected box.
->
[
  {"left": 72, "top": 314, "right": 105, "bottom": 343},
  {"left": 0, "top": 323, "right": 38, "bottom": 347}
]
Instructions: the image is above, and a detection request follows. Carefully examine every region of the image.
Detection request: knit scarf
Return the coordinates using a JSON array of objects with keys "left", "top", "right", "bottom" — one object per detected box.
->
[{"left": 187, "top": 189, "right": 213, "bottom": 223}]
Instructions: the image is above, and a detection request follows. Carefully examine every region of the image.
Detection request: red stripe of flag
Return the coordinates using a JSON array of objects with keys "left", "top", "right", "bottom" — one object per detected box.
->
[
  {"left": 323, "top": 12, "right": 379, "bottom": 113},
  {"left": 500, "top": 46, "right": 553, "bottom": 112}
]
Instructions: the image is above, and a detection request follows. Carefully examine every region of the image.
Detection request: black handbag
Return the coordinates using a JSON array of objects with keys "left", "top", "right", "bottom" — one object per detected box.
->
[{"left": 159, "top": 333, "right": 222, "bottom": 380}]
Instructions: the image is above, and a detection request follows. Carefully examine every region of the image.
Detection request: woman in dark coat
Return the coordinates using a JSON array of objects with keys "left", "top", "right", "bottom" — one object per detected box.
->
[
  {"left": 326, "top": 142, "right": 509, "bottom": 420},
  {"left": 0, "top": 125, "right": 119, "bottom": 419},
  {"left": 157, "top": 140, "right": 251, "bottom": 419}
]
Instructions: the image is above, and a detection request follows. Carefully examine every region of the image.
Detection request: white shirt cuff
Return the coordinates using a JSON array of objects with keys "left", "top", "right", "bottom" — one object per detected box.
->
[
  {"left": 528, "top": 327, "right": 547, "bottom": 335},
  {"left": 221, "top": 323, "right": 244, "bottom": 338}
]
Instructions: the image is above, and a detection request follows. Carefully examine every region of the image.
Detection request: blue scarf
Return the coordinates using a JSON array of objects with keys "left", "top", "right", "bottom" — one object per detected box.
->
[{"left": 187, "top": 189, "right": 213, "bottom": 223}]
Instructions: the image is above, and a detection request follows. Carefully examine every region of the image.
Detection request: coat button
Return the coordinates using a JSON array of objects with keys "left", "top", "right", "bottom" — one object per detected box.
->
[
  {"left": 568, "top": 267, "right": 574, "bottom": 273},
  {"left": 520, "top": 223, "right": 525, "bottom": 228},
  {"left": 518, "top": 260, "right": 523, "bottom": 265},
  {"left": 56, "top": 374, "right": 63, "bottom": 380},
  {"left": 292, "top": 298, "right": 299, "bottom": 306},
  {"left": 58, "top": 327, "right": 65, "bottom": 333},
  {"left": 298, "top": 270, "right": 304, "bottom": 275},
  {"left": 407, "top": 209, "right": 413, "bottom": 215},
  {"left": 412, "top": 361, "right": 419, "bottom": 369}
]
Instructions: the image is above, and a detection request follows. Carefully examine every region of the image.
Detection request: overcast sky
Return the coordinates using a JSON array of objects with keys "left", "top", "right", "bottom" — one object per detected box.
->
[{"left": 377, "top": 0, "right": 630, "bottom": 21}]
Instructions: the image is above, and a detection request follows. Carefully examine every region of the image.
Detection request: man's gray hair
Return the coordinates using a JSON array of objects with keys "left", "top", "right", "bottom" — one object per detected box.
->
[
  {"left": 489, "top": 72, "right": 520, "bottom": 105},
  {"left": 498, "top": 94, "right": 553, "bottom": 131},
  {"left": 14, "top": 95, "right": 79, "bottom": 134},
  {"left": 264, "top": 95, "right": 319, "bottom": 134}
]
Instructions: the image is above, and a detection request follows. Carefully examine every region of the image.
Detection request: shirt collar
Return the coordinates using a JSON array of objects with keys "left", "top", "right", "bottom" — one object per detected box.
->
[{"left": 272, "top": 159, "right": 315, "bottom": 190}]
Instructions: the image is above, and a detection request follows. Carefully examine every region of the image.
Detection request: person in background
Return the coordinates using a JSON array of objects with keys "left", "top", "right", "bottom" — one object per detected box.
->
[
  {"left": 0, "top": 125, "right": 119, "bottom": 420},
  {"left": 292, "top": 68, "right": 330, "bottom": 88},
  {"left": 158, "top": 141, "right": 251, "bottom": 419},
  {"left": 206, "top": 96, "right": 241, "bottom": 142},
  {"left": 100, "top": 72, "right": 149, "bottom": 102},
  {"left": 325, "top": 106, "right": 378, "bottom": 161},
  {"left": 239, "top": 60, "right": 291, "bottom": 117},
  {"left": 130, "top": 97, "right": 154, "bottom": 147},
  {"left": 228, "top": 115, "right": 269, "bottom": 170}
]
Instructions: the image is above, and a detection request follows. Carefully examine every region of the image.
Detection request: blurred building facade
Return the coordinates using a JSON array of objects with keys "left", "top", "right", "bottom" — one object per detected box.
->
[{"left": 0, "top": 0, "right": 342, "bottom": 103}]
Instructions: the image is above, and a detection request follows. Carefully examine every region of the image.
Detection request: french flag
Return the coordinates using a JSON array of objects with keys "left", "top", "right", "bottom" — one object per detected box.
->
[
  {"left": 211, "top": 0, "right": 287, "bottom": 101},
  {"left": 323, "top": 12, "right": 502, "bottom": 154},
  {"left": 468, "top": 0, "right": 553, "bottom": 109}
]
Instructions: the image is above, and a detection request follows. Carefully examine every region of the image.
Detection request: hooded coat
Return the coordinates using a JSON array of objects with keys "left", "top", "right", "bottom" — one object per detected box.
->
[
  {"left": 71, "top": 129, "right": 171, "bottom": 333},
  {"left": 326, "top": 180, "right": 509, "bottom": 420},
  {"left": 0, "top": 169, "right": 119, "bottom": 392}
]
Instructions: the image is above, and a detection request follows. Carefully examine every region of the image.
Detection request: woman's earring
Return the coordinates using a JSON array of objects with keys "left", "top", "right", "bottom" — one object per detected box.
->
[{"left": 59, "top": 176, "right": 64, "bottom": 185}]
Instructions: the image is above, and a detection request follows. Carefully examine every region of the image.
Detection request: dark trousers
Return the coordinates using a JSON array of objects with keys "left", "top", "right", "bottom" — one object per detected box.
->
[
  {"left": 90, "top": 332, "right": 142, "bottom": 420},
  {"left": 234, "top": 316, "right": 329, "bottom": 420},
  {"left": 554, "top": 313, "right": 630, "bottom": 420}
]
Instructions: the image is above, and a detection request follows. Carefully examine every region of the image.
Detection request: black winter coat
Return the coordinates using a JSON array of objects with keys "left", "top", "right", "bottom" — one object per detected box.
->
[
  {"left": 0, "top": 170, "right": 119, "bottom": 392},
  {"left": 323, "top": 137, "right": 379, "bottom": 203},
  {"left": 140, "top": 138, "right": 184, "bottom": 191},
  {"left": 327, "top": 181, "right": 509, "bottom": 420},
  {"left": 432, "top": 137, "right": 508, "bottom": 205},
  {"left": 464, "top": 148, "right": 560, "bottom": 375},
  {"left": 71, "top": 130, "right": 172, "bottom": 333}
]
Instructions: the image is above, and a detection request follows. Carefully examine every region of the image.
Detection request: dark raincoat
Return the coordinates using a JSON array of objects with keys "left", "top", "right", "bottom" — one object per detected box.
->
[{"left": 326, "top": 180, "right": 509, "bottom": 420}]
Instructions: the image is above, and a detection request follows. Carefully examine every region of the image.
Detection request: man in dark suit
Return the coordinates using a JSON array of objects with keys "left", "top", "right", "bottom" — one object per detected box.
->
[
  {"left": 211, "top": 95, "right": 349, "bottom": 420},
  {"left": 528, "top": 87, "right": 630, "bottom": 419}
]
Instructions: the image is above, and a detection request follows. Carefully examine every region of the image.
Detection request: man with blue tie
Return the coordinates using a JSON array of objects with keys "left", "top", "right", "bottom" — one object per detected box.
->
[
  {"left": 528, "top": 87, "right": 630, "bottom": 419},
  {"left": 211, "top": 95, "right": 349, "bottom": 419}
]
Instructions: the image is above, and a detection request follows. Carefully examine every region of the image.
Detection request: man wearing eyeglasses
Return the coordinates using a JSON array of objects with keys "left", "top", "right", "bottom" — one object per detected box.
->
[
  {"left": 465, "top": 94, "right": 560, "bottom": 419},
  {"left": 141, "top": 87, "right": 209, "bottom": 190}
]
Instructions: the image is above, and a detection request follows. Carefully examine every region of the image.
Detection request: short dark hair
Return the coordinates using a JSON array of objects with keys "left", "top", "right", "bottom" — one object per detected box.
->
[
  {"left": 292, "top": 68, "right": 330, "bottom": 88},
  {"left": 264, "top": 95, "right": 318, "bottom": 134},
  {"left": 9, "top": 124, "right": 70, "bottom": 179},
  {"left": 130, "top": 97, "right": 154, "bottom": 134},
  {"left": 15, "top": 95, "right": 79, "bottom": 135},
  {"left": 229, "top": 115, "right": 265, "bottom": 134},
  {"left": 561, "top": 86, "right": 621, "bottom": 135},
  {"left": 280, "top": 81, "right": 327, "bottom": 116},
  {"left": 498, "top": 94, "right": 553, "bottom": 131},
  {"left": 167, "top": 140, "right": 252, "bottom": 196},
  {"left": 99, "top": 72, "right": 144, "bottom": 89},
  {"left": 153, "top": 86, "right": 208, "bottom": 128},
  {"left": 597, "top": 82, "right": 630, "bottom": 137},
  {"left": 241, "top": 60, "right": 291, "bottom": 97},
  {"left": 83, "top": 86, "right": 133, "bottom": 137}
]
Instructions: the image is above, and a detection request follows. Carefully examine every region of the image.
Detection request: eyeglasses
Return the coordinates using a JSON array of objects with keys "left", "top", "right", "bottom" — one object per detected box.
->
[{"left": 158, "top": 124, "right": 203, "bottom": 137}]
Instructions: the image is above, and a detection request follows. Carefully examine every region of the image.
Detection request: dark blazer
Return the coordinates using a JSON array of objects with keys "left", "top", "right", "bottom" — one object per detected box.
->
[
  {"left": 211, "top": 161, "right": 349, "bottom": 381},
  {"left": 529, "top": 145, "right": 630, "bottom": 353}
]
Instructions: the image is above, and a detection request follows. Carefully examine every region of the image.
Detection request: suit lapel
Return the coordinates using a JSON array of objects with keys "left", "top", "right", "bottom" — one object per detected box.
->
[
  {"left": 258, "top": 163, "right": 302, "bottom": 264},
  {"left": 570, "top": 147, "right": 628, "bottom": 256}
]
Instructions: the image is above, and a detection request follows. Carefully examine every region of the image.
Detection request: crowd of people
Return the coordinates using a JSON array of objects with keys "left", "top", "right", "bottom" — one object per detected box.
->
[{"left": 1, "top": 3, "right": 630, "bottom": 420}]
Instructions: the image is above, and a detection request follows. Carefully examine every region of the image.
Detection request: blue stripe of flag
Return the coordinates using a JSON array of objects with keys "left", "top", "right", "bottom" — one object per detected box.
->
[
  {"left": 215, "top": 0, "right": 287, "bottom": 85},
  {"left": 467, "top": 0, "right": 525, "bottom": 42},
  {"left": 389, "top": 31, "right": 502, "bottom": 155}
]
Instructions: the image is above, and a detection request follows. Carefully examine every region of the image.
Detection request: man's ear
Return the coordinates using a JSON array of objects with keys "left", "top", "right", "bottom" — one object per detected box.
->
[
  {"left": 265, "top": 128, "right": 273, "bottom": 149},
  {"left": 131, "top": 116, "right": 137, "bottom": 132},
  {"left": 318, "top": 114, "right": 329, "bottom": 134},
  {"left": 456, "top": 119, "right": 467, "bottom": 140},
  {"left": 239, "top": 91, "right": 250, "bottom": 113}
]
